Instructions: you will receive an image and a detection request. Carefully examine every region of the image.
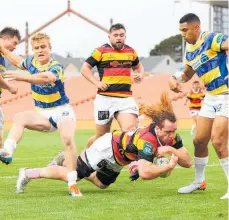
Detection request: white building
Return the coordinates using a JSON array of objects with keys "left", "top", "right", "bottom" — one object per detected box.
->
[{"left": 203, "top": 1, "right": 228, "bottom": 34}]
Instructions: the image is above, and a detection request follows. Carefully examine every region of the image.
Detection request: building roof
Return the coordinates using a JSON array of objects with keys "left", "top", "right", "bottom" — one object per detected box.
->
[{"left": 140, "top": 56, "right": 165, "bottom": 72}]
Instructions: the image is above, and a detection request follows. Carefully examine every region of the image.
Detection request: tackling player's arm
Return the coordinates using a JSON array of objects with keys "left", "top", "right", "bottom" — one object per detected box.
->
[
  {"left": 0, "top": 72, "right": 17, "bottom": 94},
  {"left": 169, "top": 65, "right": 195, "bottom": 93},
  {"left": 4, "top": 64, "right": 63, "bottom": 85},
  {"left": 138, "top": 158, "right": 177, "bottom": 180},
  {"left": 0, "top": 47, "right": 24, "bottom": 69},
  {"left": 4, "top": 71, "right": 56, "bottom": 85}
]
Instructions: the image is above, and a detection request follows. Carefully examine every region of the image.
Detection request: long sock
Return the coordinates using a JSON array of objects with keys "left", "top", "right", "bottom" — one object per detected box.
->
[
  {"left": 25, "top": 168, "right": 41, "bottom": 179},
  {"left": 194, "top": 156, "right": 208, "bottom": 183},
  {"left": 4, "top": 139, "right": 16, "bottom": 156},
  {"left": 219, "top": 157, "right": 229, "bottom": 188},
  {"left": 67, "top": 171, "right": 77, "bottom": 187}
]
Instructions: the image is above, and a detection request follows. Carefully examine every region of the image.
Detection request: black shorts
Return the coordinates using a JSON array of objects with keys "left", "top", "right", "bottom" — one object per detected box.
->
[{"left": 96, "top": 166, "right": 120, "bottom": 186}]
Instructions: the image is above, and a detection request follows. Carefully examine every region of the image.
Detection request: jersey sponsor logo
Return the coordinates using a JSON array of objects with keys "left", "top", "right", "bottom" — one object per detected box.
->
[
  {"left": 200, "top": 54, "right": 209, "bottom": 63},
  {"left": 143, "top": 142, "right": 153, "bottom": 156},
  {"left": 62, "top": 111, "right": 70, "bottom": 116},
  {"left": 110, "top": 61, "right": 132, "bottom": 67},
  {"left": 192, "top": 54, "right": 209, "bottom": 70},
  {"left": 216, "top": 34, "right": 223, "bottom": 43},
  {"left": 213, "top": 104, "right": 222, "bottom": 112},
  {"left": 98, "top": 111, "right": 109, "bottom": 120}
]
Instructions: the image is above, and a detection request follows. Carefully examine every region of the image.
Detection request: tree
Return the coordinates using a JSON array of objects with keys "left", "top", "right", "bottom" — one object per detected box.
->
[{"left": 149, "top": 35, "right": 182, "bottom": 62}]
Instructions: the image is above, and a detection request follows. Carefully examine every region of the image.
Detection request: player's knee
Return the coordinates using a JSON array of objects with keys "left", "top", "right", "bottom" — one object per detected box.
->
[
  {"left": 61, "top": 134, "right": 74, "bottom": 147},
  {"left": 97, "top": 183, "right": 108, "bottom": 189},
  {"left": 211, "top": 132, "right": 227, "bottom": 146},
  {"left": 13, "top": 113, "right": 27, "bottom": 126},
  {"left": 193, "top": 136, "right": 207, "bottom": 148},
  {"left": 185, "top": 160, "right": 192, "bottom": 168}
]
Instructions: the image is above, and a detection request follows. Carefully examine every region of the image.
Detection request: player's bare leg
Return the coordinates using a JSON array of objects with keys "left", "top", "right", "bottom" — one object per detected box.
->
[
  {"left": 211, "top": 116, "right": 229, "bottom": 199},
  {"left": 58, "top": 118, "right": 82, "bottom": 197},
  {"left": 178, "top": 117, "right": 213, "bottom": 194},
  {"left": 0, "top": 111, "right": 51, "bottom": 164},
  {"left": 86, "top": 121, "right": 112, "bottom": 148}
]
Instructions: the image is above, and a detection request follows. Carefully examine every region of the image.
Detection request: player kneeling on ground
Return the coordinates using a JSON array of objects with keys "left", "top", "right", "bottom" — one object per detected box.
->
[{"left": 16, "top": 93, "right": 192, "bottom": 194}]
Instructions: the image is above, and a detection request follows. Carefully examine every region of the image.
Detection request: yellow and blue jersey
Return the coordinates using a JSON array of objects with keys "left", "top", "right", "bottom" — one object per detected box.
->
[
  {"left": 21, "top": 56, "right": 69, "bottom": 109},
  {"left": 0, "top": 55, "right": 6, "bottom": 97},
  {"left": 185, "top": 32, "right": 228, "bottom": 95}
]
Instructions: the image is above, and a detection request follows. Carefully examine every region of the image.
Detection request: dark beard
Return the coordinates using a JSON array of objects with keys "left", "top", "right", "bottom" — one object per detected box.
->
[{"left": 112, "top": 42, "right": 124, "bottom": 50}]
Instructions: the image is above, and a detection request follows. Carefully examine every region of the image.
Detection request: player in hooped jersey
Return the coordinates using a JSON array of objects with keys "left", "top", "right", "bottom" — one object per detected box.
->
[
  {"left": 0, "top": 27, "right": 20, "bottom": 148},
  {"left": 169, "top": 13, "right": 228, "bottom": 199},
  {"left": 81, "top": 23, "right": 144, "bottom": 148},
  {"left": 0, "top": 33, "right": 81, "bottom": 197},
  {"left": 15, "top": 93, "right": 192, "bottom": 194}
]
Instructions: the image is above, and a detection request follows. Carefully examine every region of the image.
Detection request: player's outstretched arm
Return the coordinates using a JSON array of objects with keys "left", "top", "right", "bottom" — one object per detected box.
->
[
  {"left": 4, "top": 71, "right": 56, "bottom": 85},
  {"left": 0, "top": 47, "right": 24, "bottom": 69},
  {"left": 137, "top": 157, "right": 178, "bottom": 180},
  {"left": 0, "top": 72, "right": 18, "bottom": 94}
]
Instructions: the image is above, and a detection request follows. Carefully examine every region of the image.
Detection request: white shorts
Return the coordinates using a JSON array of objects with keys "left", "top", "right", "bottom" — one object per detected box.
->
[
  {"left": 94, "top": 94, "right": 139, "bottom": 125},
  {"left": 199, "top": 93, "right": 229, "bottom": 119},
  {"left": 38, "top": 104, "right": 76, "bottom": 132},
  {"left": 85, "top": 133, "right": 123, "bottom": 173},
  {"left": 0, "top": 107, "right": 4, "bottom": 129},
  {"left": 189, "top": 110, "right": 200, "bottom": 117}
]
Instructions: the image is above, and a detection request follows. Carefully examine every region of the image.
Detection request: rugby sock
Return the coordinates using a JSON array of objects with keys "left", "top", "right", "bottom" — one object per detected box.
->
[
  {"left": 67, "top": 170, "right": 78, "bottom": 187},
  {"left": 25, "top": 168, "right": 41, "bottom": 179},
  {"left": 194, "top": 156, "right": 208, "bottom": 183},
  {"left": 219, "top": 157, "right": 229, "bottom": 184},
  {"left": 4, "top": 139, "right": 16, "bottom": 156}
]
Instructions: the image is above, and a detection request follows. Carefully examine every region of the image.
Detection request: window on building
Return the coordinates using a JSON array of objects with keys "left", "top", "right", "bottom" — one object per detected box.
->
[{"left": 213, "top": 6, "right": 228, "bottom": 34}]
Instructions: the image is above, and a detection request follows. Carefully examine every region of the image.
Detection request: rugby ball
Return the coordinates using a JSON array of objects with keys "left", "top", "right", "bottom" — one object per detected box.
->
[{"left": 154, "top": 157, "right": 171, "bottom": 178}]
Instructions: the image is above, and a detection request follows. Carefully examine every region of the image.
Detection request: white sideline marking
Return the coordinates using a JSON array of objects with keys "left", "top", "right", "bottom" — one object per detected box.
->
[{"left": 0, "top": 164, "right": 221, "bottom": 179}]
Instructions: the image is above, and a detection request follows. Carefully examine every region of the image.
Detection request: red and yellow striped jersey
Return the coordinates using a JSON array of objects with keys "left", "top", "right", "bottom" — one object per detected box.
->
[
  {"left": 86, "top": 44, "right": 139, "bottom": 98},
  {"left": 112, "top": 124, "right": 183, "bottom": 166},
  {"left": 187, "top": 89, "right": 205, "bottom": 110}
]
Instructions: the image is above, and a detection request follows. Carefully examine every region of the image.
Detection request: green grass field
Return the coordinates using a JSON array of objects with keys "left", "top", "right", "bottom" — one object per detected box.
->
[{"left": 0, "top": 129, "right": 228, "bottom": 220}]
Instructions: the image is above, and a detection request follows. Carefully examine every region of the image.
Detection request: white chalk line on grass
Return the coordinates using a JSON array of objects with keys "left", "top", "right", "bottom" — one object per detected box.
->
[{"left": 0, "top": 164, "right": 221, "bottom": 179}]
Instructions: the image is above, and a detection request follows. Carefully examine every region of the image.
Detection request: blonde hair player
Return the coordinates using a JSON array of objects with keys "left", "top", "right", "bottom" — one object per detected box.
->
[{"left": 0, "top": 33, "right": 81, "bottom": 197}]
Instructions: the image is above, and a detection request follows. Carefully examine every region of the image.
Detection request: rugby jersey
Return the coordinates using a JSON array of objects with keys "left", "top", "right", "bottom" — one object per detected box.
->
[
  {"left": 0, "top": 55, "right": 6, "bottom": 97},
  {"left": 112, "top": 124, "right": 183, "bottom": 166},
  {"left": 21, "top": 56, "right": 69, "bottom": 109},
  {"left": 86, "top": 44, "right": 139, "bottom": 98},
  {"left": 185, "top": 32, "right": 228, "bottom": 95},
  {"left": 187, "top": 89, "right": 205, "bottom": 110}
]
